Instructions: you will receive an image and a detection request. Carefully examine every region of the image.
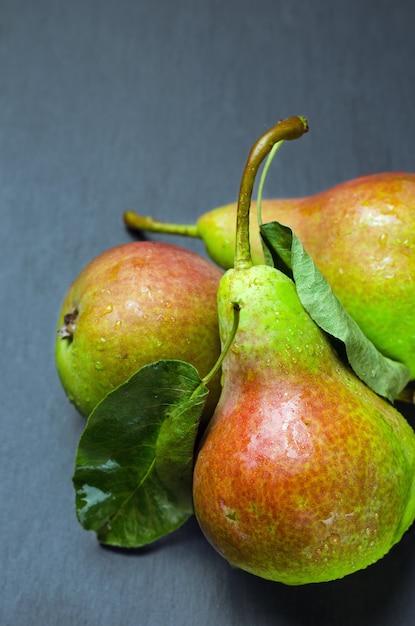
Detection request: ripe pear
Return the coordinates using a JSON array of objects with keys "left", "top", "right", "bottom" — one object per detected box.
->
[
  {"left": 193, "top": 262, "right": 415, "bottom": 585},
  {"left": 124, "top": 172, "right": 415, "bottom": 379},
  {"left": 56, "top": 241, "right": 222, "bottom": 419},
  {"left": 192, "top": 118, "right": 415, "bottom": 585}
]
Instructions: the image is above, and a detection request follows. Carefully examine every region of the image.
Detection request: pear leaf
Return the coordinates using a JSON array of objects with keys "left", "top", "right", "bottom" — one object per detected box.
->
[
  {"left": 73, "top": 359, "right": 208, "bottom": 548},
  {"left": 260, "top": 221, "right": 411, "bottom": 401}
]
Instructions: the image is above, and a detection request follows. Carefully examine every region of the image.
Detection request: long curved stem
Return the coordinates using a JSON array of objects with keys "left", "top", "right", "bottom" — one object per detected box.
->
[{"left": 234, "top": 116, "right": 309, "bottom": 271}]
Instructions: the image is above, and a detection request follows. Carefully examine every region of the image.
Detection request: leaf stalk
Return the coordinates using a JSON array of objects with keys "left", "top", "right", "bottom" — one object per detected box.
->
[{"left": 202, "top": 303, "right": 241, "bottom": 386}]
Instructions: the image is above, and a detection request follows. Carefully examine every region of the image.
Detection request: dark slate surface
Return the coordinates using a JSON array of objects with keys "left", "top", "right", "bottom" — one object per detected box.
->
[{"left": 2, "top": 1, "right": 415, "bottom": 624}]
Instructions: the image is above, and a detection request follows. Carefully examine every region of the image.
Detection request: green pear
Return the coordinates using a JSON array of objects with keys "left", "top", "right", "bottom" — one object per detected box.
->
[
  {"left": 192, "top": 119, "right": 415, "bottom": 585},
  {"left": 124, "top": 172, "right": 415, "bottom": 379},
  {"left": 56, "top": 241, "right": 222, "bottom": 419}
]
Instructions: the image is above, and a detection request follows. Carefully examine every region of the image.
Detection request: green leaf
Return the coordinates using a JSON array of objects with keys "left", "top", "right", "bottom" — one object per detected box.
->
[
  {"left": 72, "top": 359, "right": 208, "bottom": 548},
  {"left": 260, "top": 221, "right": 294, "bottom": 275},
  {"left": 260, "top": 221, "right": 411, "bottom": 402}
]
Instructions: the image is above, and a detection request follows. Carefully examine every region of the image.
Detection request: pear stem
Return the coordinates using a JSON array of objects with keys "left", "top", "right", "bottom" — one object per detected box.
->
[
  {"left": 234, "top": 116, "right": 309, "bottom": 271},
  {"left": 202, "top": 303, "right": 240, "bottom": 386},
  {"left": 124, "top": 211, "right": 200, "bottom": 238}
]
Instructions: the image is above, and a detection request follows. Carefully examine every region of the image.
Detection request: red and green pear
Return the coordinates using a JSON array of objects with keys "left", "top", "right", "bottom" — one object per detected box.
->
[
  {"left": 56, "top": 241, "right": 222, "bottom": 419},
  {"left": 193, "top": 264, "right": 415, "bottom": 584},
  {"left": 193, "top": 119, "right": 415, "bottom": 585}
]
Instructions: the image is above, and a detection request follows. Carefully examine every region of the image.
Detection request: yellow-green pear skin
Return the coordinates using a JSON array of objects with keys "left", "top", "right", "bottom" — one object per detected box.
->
[
  {"left": 56, "top": 241, "right": 223, "bottom": 419},
  {"left": 193, "top": 264, "right": 415, "bottom": 585},
  {"left": 198, "top": 172, "right": 415, "bottom": 378}
]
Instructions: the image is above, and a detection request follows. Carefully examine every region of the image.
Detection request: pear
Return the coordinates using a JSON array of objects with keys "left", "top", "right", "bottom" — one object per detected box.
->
[
  {"left": 192, "top": 119, "right": 415, "bottom": 585},
  {"left": 124, "top": 172, "right": 415, "bottom": 379},
  {"left": 193, "top": 264, "right": 415, "bottom": 584},
  {"left": 56, "top": 241, "right": 222, "bottom": 419}
]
